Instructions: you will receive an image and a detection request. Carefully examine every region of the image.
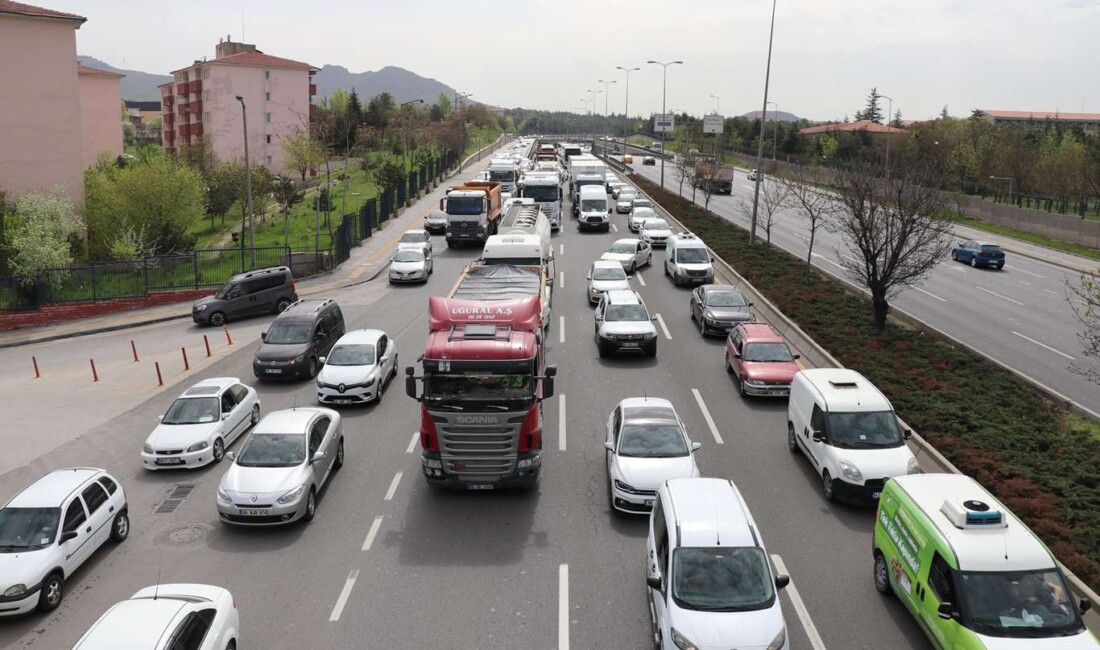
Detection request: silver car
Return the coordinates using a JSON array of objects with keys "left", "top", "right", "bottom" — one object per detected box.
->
[
  {"left": 587, "top": 260, "right": 631, "bottom": 305},
  {"left": 216, "top": 408, "right": 344, "bottom": 526},
  {"left": 629, "top": 207, "right": 657, "bottom": 233},
  {"left": 600, "top": 238, "right": 652, "bottom": 274},
  {"left": 594, "top": 290, "right": 658, "bottom": 357},
  {"left": 389, "top": 248, "right": 433, "bottom": 284}
]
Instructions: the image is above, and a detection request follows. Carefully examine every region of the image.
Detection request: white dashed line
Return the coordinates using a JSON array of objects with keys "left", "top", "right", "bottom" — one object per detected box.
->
[
  {"left": 976, "top": 286, "right": 1025, "bottom": 306},
  {"left": 811, "top": 252, "right": 845, "bottom": 269},
  {"left": 1017, "top": 280, "right": 1031, "bottom": 287},
  {"left": 691, "top": 388, "right": 725, "bottom": 445},
  {"left": 1044, "top": 288, "right": 1062, "bottom": 297},
  {"left": 406, "top": 432, "right": 419, "bottom": 454},
  {"left": 559, "top": 316, "right": 565, "bottom": 343},
  {"left": 559, "top": 243, "right": 564, "bottom": 256},
  {"left": 1011, "top": 331, "right": 1075, "bottom": 360},
  {"left": 635, "top": 272, "right": 646, "bottom": 286},
  {"left": 912, "top": 287, "right": 946, "bottom": 302},
  {"left": 840, "top": 253, "right": 861, "bottom": 264},
  {"left": 384, "top": 472, "right": 403, "bottom": 501},
  {"left": 559, "top": 394, "right": 567, "bottom": 451},
  {"left": 362, "top": 516, "right": 384, "bottom": 551},
  {"left": 559, "top": 564, "right": 570, "bottom": 650},
  {"left": 559, "top": 271, "right": 565, "bottom": 289},
  {"left": 772, "top": 555, "right": 827, "bottom": 650},
  {"left": 1013, "top": 266, "right": 1046, "bottom": 279},
  {"left": 947, "top": 265, "right": 967, "bottom": 273},
  {"left": 328, "top": 570, "right": 359, "bottom": 622},
  {"left": 655, "top": 313, "right": 672, "bottom": 340}
]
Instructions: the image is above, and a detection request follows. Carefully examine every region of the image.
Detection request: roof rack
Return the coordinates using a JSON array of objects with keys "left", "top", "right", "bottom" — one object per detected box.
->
[{"left": 285, "top": 298, "right": 334, "bottom": 314}]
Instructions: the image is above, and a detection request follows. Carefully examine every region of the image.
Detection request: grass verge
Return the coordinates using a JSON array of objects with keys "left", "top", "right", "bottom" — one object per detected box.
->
[{"left": 633, "top": 173, "right": 1100, "bottom": 590}]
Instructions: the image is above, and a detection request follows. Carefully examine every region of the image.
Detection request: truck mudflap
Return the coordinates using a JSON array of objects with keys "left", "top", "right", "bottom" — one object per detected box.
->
[{"left": 421, "top": 451, "right": 541, "bottom": 490}]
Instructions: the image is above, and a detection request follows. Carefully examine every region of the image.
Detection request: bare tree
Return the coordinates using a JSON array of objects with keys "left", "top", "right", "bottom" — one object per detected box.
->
[
  {"left": 781, "top": 164, "right": 839, "bottom": 275},
  {"left": 1068, "top": 272, "right": 1100, "bottom": 384},
  {"left": 695, "top": 160, "right": 718, "bottom": 212},
  {"left": 673, "top": 150, "right": 699, "bottom": 198},
  {"left": 737, "top": 177, "right": 789, "bottom": 249},
  {"left": 832, "top": 164, "right": 954, "bottom": 331}
]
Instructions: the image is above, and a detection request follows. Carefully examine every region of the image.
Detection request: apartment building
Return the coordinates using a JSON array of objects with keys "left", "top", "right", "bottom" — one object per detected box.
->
[
  {"left": 78, "top": 63, "right": 124, "bottom": 167},
  {"left": 162, "top": 39, "right": 317, "bottom": 174}
]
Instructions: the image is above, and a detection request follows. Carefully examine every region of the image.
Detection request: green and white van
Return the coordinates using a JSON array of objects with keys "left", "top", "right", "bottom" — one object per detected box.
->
[{"left": 873, "top": 473, "right": 1098, "bottom": 648}]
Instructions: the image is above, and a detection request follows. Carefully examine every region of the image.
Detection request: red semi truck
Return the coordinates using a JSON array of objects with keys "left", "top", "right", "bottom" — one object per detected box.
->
[{"left": 404, "top": 295, "right": 556, "bottom": 489}]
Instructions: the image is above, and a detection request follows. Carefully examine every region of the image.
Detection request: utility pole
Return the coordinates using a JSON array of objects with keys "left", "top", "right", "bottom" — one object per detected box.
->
[
  {"left": 234, "top": 95, "right": 255, "bottom": 267},
  {"left": 617, "top": 66, "right": 640, "bottom": 150},
  {"left": 647, "top": 60, "right": 683, "bottom": 189},
  {"left": 766, "top": 101, "right": 779, "bottom": 161},
  {"left": 881, "top": 93, "right": 894, "bottom": 177},
  {"left": 749, "top": 0, "right": 778, "bottom": 247}
]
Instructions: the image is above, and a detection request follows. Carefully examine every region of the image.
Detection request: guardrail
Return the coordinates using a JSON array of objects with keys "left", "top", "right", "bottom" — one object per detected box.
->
[{"left": 600, "top": 152, "right": 1100, "bottom": 632}]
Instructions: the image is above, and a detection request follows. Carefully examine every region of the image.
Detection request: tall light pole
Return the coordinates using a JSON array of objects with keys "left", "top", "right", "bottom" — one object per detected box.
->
[
  {"left": 710, "top": 94, "right": 720, "bottom": 114},
  {"left": 647, "top": 59, "right": 683, "bottom": 189},
  {"left": 766, "top": 101, "right": 779, "bottom": 160},
  {"left": 749, "top": 0, "right": 777, "bottom": 247},
  {"left": 880, "top": 93, "right": 894, "bottom": 177},
  {"left": 617, "top": 65, "right": 640, "bottom": 149},
  {"left": 597, "top": 79, "right": 617, "bottom": 117},
  {"left": 234, "top": 95, "right": 255, "bottom": 266},
  {"left": 990, "top": 175, "right": 1014, "bottom": 204}
]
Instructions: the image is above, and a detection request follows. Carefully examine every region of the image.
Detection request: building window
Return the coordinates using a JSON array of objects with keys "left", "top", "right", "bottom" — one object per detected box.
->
[
  {"left": 264, "top": 70, "right": 270, "bottom": 80},
  {"left": 265, "top": 92, "right": 271, "bottom": 102},
  {"left": 265, "top": 113, "right": 271, "bottom": 123},
  {"left": 266, "top": 135, "right": 272, "bottom": 144},
  {"left": 265, "top": 155, "right": 273, "bottom": 166},
  {"left": 202, "top": 68, "right": 210, "bottom": 80},
  {"left": 204, "top": 90, "right": 211, "bottom": 101}
]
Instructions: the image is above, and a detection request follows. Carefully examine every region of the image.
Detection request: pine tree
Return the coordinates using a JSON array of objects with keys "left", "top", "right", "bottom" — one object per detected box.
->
[
  {"left": 862, "top": 87, "right": 884, "bottom": 124},
  {"left": 891, "top": 109, "right": 903, "bottom": 128},
  {"left": 347, "top": 88, "right": 363, "bottom": 125},
  {"left": 940, "top": 105, "right": 949, "bottom": 120}
]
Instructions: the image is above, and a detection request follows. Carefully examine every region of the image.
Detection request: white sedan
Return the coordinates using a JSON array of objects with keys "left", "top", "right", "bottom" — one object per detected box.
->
[
  {"left": 601, "top": 238, "right": 653, "bottom": 273},
  {"left": 71, "top": 584, "right": 239, "bottom": 650},
  {"left": 316, "top": 329, "right": 398, "bottom": 404},
  {"left": 142, "top": 378, "right": 259, "bottom": 470},
  {"left": 604, "top": 397, "right": 701, "bottom": 514},
  {"left": 628, "top": 207, "right": 657, "bottom": 233}
]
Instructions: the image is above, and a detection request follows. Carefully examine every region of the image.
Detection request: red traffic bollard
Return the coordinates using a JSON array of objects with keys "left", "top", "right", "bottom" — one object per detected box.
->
[
  {"left": 131, "top": 340, "right": 139, "bottom": 363},
  {"left": 181, "top": 347, "right": 190, "bottom": 371},
  {"left": 155, "top": 361, "right": 163, "bottom": 387},
  {"left": 203, "top": 334, "right": 212, "bottom": 358},
  {"left": 32, "top": 356, "right": 40, "bottom": 379},
  {"left": 90, "top": 359, "right": 98, "bottom": 383},
  {"left": 223, "top": 325, "right": 233, "bottom": 346}
]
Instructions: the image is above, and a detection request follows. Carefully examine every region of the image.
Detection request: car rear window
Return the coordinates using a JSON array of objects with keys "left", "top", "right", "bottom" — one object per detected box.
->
[{"left": 980, "top": 245, "right": 1002, "bottom": 253}]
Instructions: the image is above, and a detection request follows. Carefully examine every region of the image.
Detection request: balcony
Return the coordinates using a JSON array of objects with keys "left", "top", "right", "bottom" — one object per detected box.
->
[
  {"left": 309, "top": 104, "right": 317, "bottom": 119},
  {"left": 177, "top": 104, "right": 189, "bottom": 117},
  {"left": 178, "top": 124, "right": 190, "bottom": 138},
  {"left": 161, "top": 94, "right": 173, "bottom": 107},
  {"left": 189, "top": 79, "right": 202, "bottom": 94},
  {"left": 309, "top": 83, "right": 317, "bottom": 96},
  {"left": 175, "top": 83, "right": 188, "bottom": 96},
  {"left": 164, "top": 112, "right": 175, "bottom": 124},
  {"left": 189, "top": 101, "right": 203, "bottom": 115},
  {"left": 190, "top": 123, "right": 203, "bottom": 138}
]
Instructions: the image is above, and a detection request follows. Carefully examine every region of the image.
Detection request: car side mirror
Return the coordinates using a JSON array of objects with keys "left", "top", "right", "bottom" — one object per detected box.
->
[
  {"left": 319, "top": 356, "right": 326, "bottom": 365},
  {"left": 903, "top": 429, "right": 913, "bottom": 440},
  {"left": 812, "top": 430, "right": 825, "bottom": 442},
  {"left": 792, "top": 354, "right": 801, "bottom": 360},
  {"left": 260, "top": 331, "right": 267, "bottom": 342},
  {"left": 733, "top": 352, "right": 742, "bottom": 359},
  {"left": 604, "top": 441, "right": 614, "bottom": 452},
  {"left": 60, "top": 530, "right": 78, "bottom": 543},
  {"left": 157, "top": 414, "right": 163, "bottom": 422},
  {"left": 221, "top": 412, "right": 231, "bottom": 420},
  {"left": 646, "top": 575, "right": 663, "bottom": 592},
  {"left": 594, "top": 314, "right": 604, "bottom": 321},
  {"left": 746, "top": 302, "right": 755, "bottom": 308},
  {"left": 586, "top": 273, "right": 591, "bottom": 280},
  {"left": 1079, "top": 598, "right": 1092, "bottom": 614},
  {"left": 225, "top": 451, "right": 235, "bottom": 461},
  {"left": 650, "top": 315, "right": 657, "bottom": 321},
  {"left": 937, "top": 602, "right": 958, "bottom": 620},
  {"left": 690, "top": 442, "right": 702, "bottom": 452},
  {"left": 775, "top": 574, "right": 791, "bottom": 590},
  {"left": 311, "top": 451, "right": 326, "bottom": 463}
]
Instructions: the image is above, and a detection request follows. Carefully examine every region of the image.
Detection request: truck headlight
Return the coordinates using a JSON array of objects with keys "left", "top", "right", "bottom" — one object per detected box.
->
[
  {"left": 186, "top": 441, "right": 209, "bottom": 452},
  {"left": 277, "top": 484, "right": 306, "bottom": 505},
  {"left": 671, "top": 627, "right": 699, "bottom": 650},
  {"left": 4, "top": 584, "right": 27, "bottom": 598},
  {"left": 839, "top": 459, "right": 863, "bottom": 482},
  {"left": 766, "top": 627, "right": 787, "bottom": 650},
  {"left": 907, "top": 457, "right": 922, "bottom": 475}
]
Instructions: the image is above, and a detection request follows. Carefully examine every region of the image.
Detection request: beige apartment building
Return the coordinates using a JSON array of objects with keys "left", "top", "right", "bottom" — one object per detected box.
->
[{"left": 162, "top": 39, "right": 318, "bottom": 175}]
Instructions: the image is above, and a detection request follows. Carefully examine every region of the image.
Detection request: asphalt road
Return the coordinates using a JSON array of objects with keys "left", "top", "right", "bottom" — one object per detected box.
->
[
  {"left": 619, "top": 143, "right": 1100, "bottom": 410},
  {"left": 0, "top": 165, "right": 932, "bottom": 648}
]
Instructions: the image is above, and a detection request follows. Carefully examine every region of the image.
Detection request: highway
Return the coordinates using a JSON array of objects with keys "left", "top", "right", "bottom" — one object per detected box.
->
[
  {"left": 618, "top": 142, "right": 1100, "bottom": 410},
  {"left": 0, "top": 148, "right": 932, "bottom": 649}
]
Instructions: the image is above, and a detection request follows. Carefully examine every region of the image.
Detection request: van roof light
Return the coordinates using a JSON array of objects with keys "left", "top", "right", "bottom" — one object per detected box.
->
[{"left": 940, "top": 498, "right": 1006, "bottom": 529}]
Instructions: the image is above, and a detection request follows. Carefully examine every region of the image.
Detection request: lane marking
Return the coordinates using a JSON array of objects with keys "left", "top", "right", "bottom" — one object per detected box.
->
[
  {"left": 559, "top": 564, "right": 570, "bottom": 650},
  {"left": 976, "top": 286, "right": 1025, "bottom": 306},
  {"left": 691, "top": 388, "right": 725, "bottom": 445},
  {"left": 810, "top": 252, "right": 845, "bottom": 270},
  {"left": 611, "top": 223, "right": 619, "bottom": 232},
  {"left": 1017, "top": 280, "right": 1031, "bottom": 287},
  {"left": 559, "top": 394, "right": 567, "bottom": 451},
  {"left": 559, "top": 271, "right": 565, "bottom": 289},
  {"left": 406, "top": 432, "right": 419, "bottom": 454},
  {"left": 384, "top": 472, "right": 403, "bottom": 501},
  {"left": 947, "top": 265, "right": 967, "bottom": 273},
  {"left": 912, "top": 286, "right": 946, "bottom": 302},
  {"left": 559, "top": 243, "right": 564, "bottom": 256},
  {"left": 328, "top": 570, "right": 359, "bottom": 622},
  {"left": 1044, "top": 288, "right": 1061, "bottom": 297},
  {"left": 772, "top": 555, "right": 827, "bottom": 650},
  {"left": 840, "top": 253, "right": 861, "bottom": 264},
  {"left": 362, "top": 516, "right": 384, "bottom": 551},
  {"left": 1012, "top": 331, "right": 1075, "bottom": 361},
  {"left": 559, "top": 316, "right": 566, "bottom": 343},
  {"left": 1014, "top": 266, "right": 1046, "bottom": 279},
  {"left": 655, "top": 313, "right": 672, "bottom": 340},
  {"left": 635, "top": 272, "right": 646, "bottom": 286}
]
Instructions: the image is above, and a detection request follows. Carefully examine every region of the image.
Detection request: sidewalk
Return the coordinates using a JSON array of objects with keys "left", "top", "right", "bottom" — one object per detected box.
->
[{"left": 0, "top": 139, "right": 507, "bottom": 349}]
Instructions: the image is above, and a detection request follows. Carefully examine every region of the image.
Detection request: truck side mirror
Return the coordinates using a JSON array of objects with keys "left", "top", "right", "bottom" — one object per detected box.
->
[
  {"left": 542, "top": 365, "right": 557, "bottom": 399},
  {"left": 439, "top": 198, "right": 446, "bottom": 210},
  {"left": 404, "top": 366, "right": 419, "bottom": 401},
  {"left": 936, "top": 602, "right": 959, "bottom": 621},
  {"left": 646, "top": 575, "right": 663, "bottom": 592}
]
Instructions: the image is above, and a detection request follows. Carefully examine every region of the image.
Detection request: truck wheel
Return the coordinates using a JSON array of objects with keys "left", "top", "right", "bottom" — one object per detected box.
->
[
  {"left": 873, "top": 551, "right": 892, "bottom": 595},
  {"left": 447, "top": 240, "right": 455, "bottom": 248}
]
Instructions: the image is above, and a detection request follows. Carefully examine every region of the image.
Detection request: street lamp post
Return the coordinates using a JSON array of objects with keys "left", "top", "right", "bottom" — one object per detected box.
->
[
  {"left": 880, "top": 93, "right": 894, "bottom": 176},
  {"left": 597, "top": 79, "right": 617, "bottom": 117},
  {"left": 990, "top": 175, "right": 1014, "bottom": 205},
  {"left": 234, "top": 95, "right": 255, "bottom": 266},
  {"left": 617, "top": 66, "right": 640, "bottom": 149},
  {"left": 749, "top": 0, "right": 777, "bottom": 246},
  {"left": 647, "top": 59, "right": 683, "bottom": 189},
  {"left": 766, "top": 101, "right": 779, "bottom": 160}
]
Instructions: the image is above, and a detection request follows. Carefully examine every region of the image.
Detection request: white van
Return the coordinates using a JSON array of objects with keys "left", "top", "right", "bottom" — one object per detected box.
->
[
  {"left": 577, "top": 185, "right": 610, "bottom": 232},
  {"left": 664, "top": 233, "right": 714, "bottom": 285},
  {"left": 787, "top": 368, "right": 919, "bottom": 503}
]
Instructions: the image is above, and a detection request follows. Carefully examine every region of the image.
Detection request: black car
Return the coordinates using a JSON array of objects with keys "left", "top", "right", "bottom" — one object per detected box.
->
[
  {"left": 252, "top": 299, "right": 345, "bottom": 380},
  {"left": 642, "top": 156, "right": 657, "bottom": 166},
  {"left": 690, "top": 284, "right": 755, "bottom": 336},
  {"left": 192, "top": 266, "right": 297, "bottom": 327}
]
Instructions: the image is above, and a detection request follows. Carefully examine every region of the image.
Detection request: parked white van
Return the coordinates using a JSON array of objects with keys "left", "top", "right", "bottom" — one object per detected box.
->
[
  {"left": 787, "top": 368, "right": 919, "bottom": 503},
  {"left": 664, "top": 233, "right": 714, "bottom": 286}
]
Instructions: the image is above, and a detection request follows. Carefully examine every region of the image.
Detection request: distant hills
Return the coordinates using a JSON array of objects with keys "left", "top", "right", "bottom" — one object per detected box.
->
[
  {"left": 739, "top": 110, "right": 802, "bottom": 122},
  {"left": 77, "top": 56, "right": 171, "bottom": 101}
]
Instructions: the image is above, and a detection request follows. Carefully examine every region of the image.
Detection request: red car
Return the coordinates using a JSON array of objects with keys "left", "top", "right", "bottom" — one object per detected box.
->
[{"left": 724, "top": 323, "right": 800, "bottom": 397}]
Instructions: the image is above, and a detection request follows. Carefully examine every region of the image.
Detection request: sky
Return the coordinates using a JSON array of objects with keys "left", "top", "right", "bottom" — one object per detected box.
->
[{"left": 50, "top": 0, "right": 1099, "bottom": 121}]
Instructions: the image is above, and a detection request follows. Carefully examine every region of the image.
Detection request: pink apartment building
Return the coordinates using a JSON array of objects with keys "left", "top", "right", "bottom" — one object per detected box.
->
[
  {"left": 78, "top": 64, "right": 125, "bottom": 167},
  {"left": 162, "top": 40, "right": 318, "bottom": 175}
]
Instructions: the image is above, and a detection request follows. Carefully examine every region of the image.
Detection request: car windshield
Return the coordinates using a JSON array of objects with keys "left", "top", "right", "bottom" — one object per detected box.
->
[
  {"left": 162, "top": 397, "right": 220, "bottom": 425},
  {"left": 744, "top": 342, "right": 793, "bottom": 363},
  {"left": 632, "top": 210, "right": 655, "bottom": 221},
  {"left": 489, "top": 170, "right": 515, "bottom": 181},
  {"left": 0, "top": 507, "right": 61, "bottom": 551},
  {"left": 958, "top": 569, "right": 1084, "bottom": 638},
  {"left": 214, "top": 282, "right": 244, "bottom": 299},
  {"left": 619, "top": 192, "right": 637, "bottom": 201},
  {"left": 592, "top": 266, "right": 627, "bottom": 281},
  {"left": 706, "top": 291, "right": 746, "bottom": 307},
  {"left": 644, "top": 220, "right": 669, "bottom": 231},
  {"left": 265, "top": 322, "right": 311, "bottom": 345},
  {"left": 608, "top": 242, "right": 637, "bottom": 255},
  {"left": 672, "top": 547, "right": 775, "bottom": 611},
  {"left": 633, "top": 200, "right": 653, "bottom": 209},
  {"left": 401, "top": 233, "right": 428, "bottom": 243},
  {"left": 236, "top": 433, "right": 307, "bottom": 467},
  {"left": 618, "top": 423, "right": 688, "bottom": 457},
  {"left": 428, "top": 211, "right": 447, "bottom": 221},
  {"left": 447, "top": 196, "right": 483, "bottom": 215},
  {"left": 394, "top": 250, "right": 424, "bottom": 263},
  {"left": 425, "top": 373, "right": 535, "bottom": 410},
  {"left": 825, "top": 411, "right": 904, "bottom": 449},
  {"left": 676, "top": 248, "right": 709, "bottom": 263},
  {"left": 580, "top": 199, "right": 607, "bottom": 212},
  {"left": 327, "top": 343, "right": 375, "bottom": 366},
  {"left": 606, "top": 304, "right": 649, "bottom": 321}
]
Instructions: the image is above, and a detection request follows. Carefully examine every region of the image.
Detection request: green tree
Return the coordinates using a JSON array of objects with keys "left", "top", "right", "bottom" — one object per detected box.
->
[
  {"left": 272, "top": 175, "right": 299, "bottom": 248},
  {"left": 861, "top": 87, "right": 884, "bottom": 124},
  {"left": 948, "top": 143, "right": 980, "bottom": 192},
  {"left": 820, "top": 135, "right": 840, "bottom": 159},
  {"left": 436, "top": 92, "right": 451, "bottom": 118},
  {"left": 205, "top": 160, "right": 242, "bottom": 226},
  {"left": 347, "top": 88, "right": 363, "bottom": 125},
  {"left": 329, "top": 88, "right": 349, "bottom": 115},
  {"left": 6, "top": 192, "right": 81, "bottom": 286},
  {"left": 281, "top": 128, "right": 323, "bottom": 183}
]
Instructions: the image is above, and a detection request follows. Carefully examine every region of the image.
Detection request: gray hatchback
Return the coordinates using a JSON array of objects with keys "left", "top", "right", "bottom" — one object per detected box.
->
[{"left": 193, "top": 267, "right": 298, "bottom": 326}]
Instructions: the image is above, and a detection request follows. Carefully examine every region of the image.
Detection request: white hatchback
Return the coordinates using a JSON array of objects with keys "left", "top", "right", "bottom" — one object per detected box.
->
[
  {"left": 71, "top": 584, "right": 238, "bottom": 650},
  {"left": 640, "top": 218, "right": 673, "bottom": 247},
  {"left": 142, "top": 378, "right": 260, "bottom": 470},
  {"left": 316, "top": 329, "right": 399, "bottom": 405},
  {"left": 586, "top": 260, "right": 631, "bottom": 305}
]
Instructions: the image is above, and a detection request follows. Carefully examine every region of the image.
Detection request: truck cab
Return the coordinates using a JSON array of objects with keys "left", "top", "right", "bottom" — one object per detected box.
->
[
  {"left": 488, "top": 159, "right": 518, "bottom": 194},
  {"left": 441, "top": 180, "right": 502, "bottom": 247},
  {"left": 518, "top": 171, "right": 563, "bottom": 230}
]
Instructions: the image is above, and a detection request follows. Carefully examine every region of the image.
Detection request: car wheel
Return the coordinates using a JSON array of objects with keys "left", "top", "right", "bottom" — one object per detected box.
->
[
  {"left": 873, "top": 551, "right": 892, "bottom": 595},
  {"left": 212, "top": 437, "right": 225, "bottom": 463},
  {"left": 250, "top": 404, "right": 260, "bottom": 426},
  {"left": 970, "top": 256, "right": 977, "bottom": 268},
  {"left": 227, "top": 642, "right": 236, "bottom": 650},
  {"left": 629, "top": 261, "right": 637, "bottom": 274},
  {"left": 737, "top": 374, "right": 747, "bottom": 398},
  {"left": 209, "top": 311, "right": 226, "bottom": 327},
  {"left": 606, "top": 478, "right": 615, "bottom": 513},
  {"left": 724, "top": 354, "right": 733, "bottom": 373},
  {"left": 644, "top": 343, "right": 657, "bottom": 358},
  {"left": 822, "top": 470, "right": 837, "bottom": 502},
  {"left": 950, "top": 250, "right": 958, "bottom": 262},
  {"left": 787, "top": 423, "right": 799, "bottom": 454},
  {"left": 37, "top": 573, "right": 63, "bottom": 612},
  {"left": 646, "top": 254, "right": 652, "bottom": 267},
  {"left": 303, "top": 488, "right": 317, "bottom": 523},
  {"left": 334, "top": 438, "right": 345, "bottom": 470},
  {"left": 597, "top": 340, "right": 609, "bottom": 358},
  {"left": 699, "top": 317, "right": 707, "bottom": 337},
  {"left": 110, "top": 511, "right": 130, "bottom": 542},
  {"left": 375, "top": 377, "right": 385, "bottom": 403},
  {"left": 275, "top": 298, "right": 292, "bottom": 313},
  {"left": 307, "top": 357, "right": 318, "bottom": 379}
]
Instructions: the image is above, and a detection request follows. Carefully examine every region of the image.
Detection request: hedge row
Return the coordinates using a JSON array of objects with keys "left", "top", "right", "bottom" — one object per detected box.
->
[{"left": 633, "top": 174, "right": 1100, "bottom": 588}]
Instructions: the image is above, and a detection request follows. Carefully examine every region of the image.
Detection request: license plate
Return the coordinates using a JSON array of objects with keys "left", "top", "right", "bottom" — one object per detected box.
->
[
  {"left": 871, "top": 491, "right": 881, "bottom": 499},
  {"left": 155, "top": 457, "right": 182, "bottom": 465},
  {"left": 266, "top": 368, "right": 283, "bottom": 374},
  {"left": 620, "top": 342, "right": 639, "bottom": 347},
  {"left": 468, "top": 484, "right": 495, "bottom": 490},
  {"left": 334, "top": 399, "right": 353, "bottom": 404},
  {"left": 238, "top": 508, "right": 270, "bottom": 516}
]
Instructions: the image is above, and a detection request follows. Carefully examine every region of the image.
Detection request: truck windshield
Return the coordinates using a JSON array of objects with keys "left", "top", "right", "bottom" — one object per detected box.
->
[
  {"left": 447, "top": 197, "right": 484, "bottom": 215},
  {"left": 676, "top": 248, "right": 709, "bottom": 264},
  {"left": 580, "top": 200, "right": 607, "bottom": 212},
  {"left": 957, "top": 569, "right": 1084, "bottom": 638},
  {"left": 425, "top": 373, "right": 535, "bottom": 410},
  {"left": 522, "top": 186, "right": 559, "bottom": 201},
  {"left": 825, "top": 411, "right": 904, "bottom": 449},
  {"left": 489, "top": 170, "right": 515, "bottom": 181}
]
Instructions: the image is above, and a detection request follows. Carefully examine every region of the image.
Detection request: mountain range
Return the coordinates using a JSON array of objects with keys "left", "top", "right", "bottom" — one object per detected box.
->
[
  {"left": 77, "top": 56, "right": 171, "bottom": 101},
  {"left": 739, "top": 110, "right": 802, "bottom": 122}
]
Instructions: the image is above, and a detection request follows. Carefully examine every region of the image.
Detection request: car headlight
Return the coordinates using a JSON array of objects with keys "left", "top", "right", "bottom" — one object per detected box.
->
[
  {"left": 293, "top": 354, "right": 305, "bottom": 363},
  {"left": 907, "top": 457, "right": 922, "bottom": 475},
  {"left": 613, "top": 480, "right": 638, "bottom": 494},
  {"left": 316, "top": 377, "right": 324, "bottom": 388},
  {"left": 217, "top": 487, "right": 232, "bottom": 504},
  {"left": 186, "top": 441, "right": 209, "bottom": 453},
  {"left": 364, "top": 376, "right": 377, "bottom": 387},
  {"left": 743, "top": 376, "right": 764, "bottom": 386},
  {"left": 277, "top": 484, "right": 306, "bottom": 505},
  {"left": 671, "top": 627, "right": 699, "bottom": 650},
  {"left": 195, "top": 304, "right": 207, "bottom": 312},
  {"left": 4, "top": 584, "right": 27, "bottom": 598},
  {"left": 767, "top": 627, "right": 787, "bottom": 650},
  {"left": 839, "top": 458, "right": 863, "bottom": 482},
  {"left": 703, "top": 313, "right": 716, "bottom": 324},
  {"left": 643, "top": 331, "right": 658, "bottom": 339},
  {"left": 143, "top": 443, "right": 153, "bottom": 454}
]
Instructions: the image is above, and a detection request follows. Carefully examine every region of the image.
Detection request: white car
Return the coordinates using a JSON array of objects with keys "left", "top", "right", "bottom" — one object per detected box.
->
[
  {"left": 601, "top": 238, "right": 652, "bottom": 274},
  {"left": 397, "top": 229, "right": 432, "bottom": 255},
  {"left": 586, "top": 260, "right": 631, "bottom": 305},
  {"left": 640, "top": 218, "right": 672, "bottom": 247},
  {"left": 616, "top": 193, "right": 638, "bottom": 214},
  {"left": 748, "top": 169, "right": 759, "bottom": 181},
  {"left": 629, "top": 207, "right": 657, "bottom": 233},
  {"left": 316, "top": 329, "right": 398, "bottom": 405},
  {"left": 594, "top": 290, "right": 658, "bottom": 357},
  {"left": 0, "top": 468, "right": 128, "bottom": 616},
  {"left": 141, "top": 378, "right": 260, "bottom": 470},
  {"left": 611, "top": 183, "right": 632, "bottom": 200},
  {"left": 630, "top": 197, "right": 654, "bottom": 212},
  {"left": 605, "top": 398, "right": 701, "bottom": 514},
  {"left": 388, "top": 248, "right": 433, "bottom": 284},
  {"left": 71, "top": 584, "right": 239, "bottom": 650}
]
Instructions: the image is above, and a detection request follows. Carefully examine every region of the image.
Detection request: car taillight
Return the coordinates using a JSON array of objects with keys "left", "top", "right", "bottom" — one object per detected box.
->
[
  {"left": 420, "top": 405, "right": 439, "bottom": 452},
  {"left": 517, "top": 405, "right": 540, "bottom": 453},
  {"left": 290, "top": 278, "right": 296, "bottom": 291}
]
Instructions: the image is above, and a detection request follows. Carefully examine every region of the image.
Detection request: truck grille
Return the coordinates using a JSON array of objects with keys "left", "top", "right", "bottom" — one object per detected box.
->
[{"left": 437, "top": 417, "right": 522, "bottom": 480}]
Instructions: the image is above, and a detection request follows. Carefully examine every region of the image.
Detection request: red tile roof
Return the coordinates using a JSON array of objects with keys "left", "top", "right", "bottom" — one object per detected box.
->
[
  {"left": 77, "top": 63, "right": 123, "bottom": 78},
  {"left": 0, "top": 0, "right": 85, "bottom": 22},
  {"left": 981, "top": 110, "right": 1100, "bottom": 122},
  {"left": 212, "top": 51, "right": 317, "bottom": 71},
  {"left": 799, "top": 119, "right": 907, "bottom": 136}
]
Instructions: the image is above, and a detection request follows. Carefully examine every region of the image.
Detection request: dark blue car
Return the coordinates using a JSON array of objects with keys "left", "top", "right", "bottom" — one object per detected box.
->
[{"left": 952, "top": 240, "right": 1005, "bottom": 269}]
